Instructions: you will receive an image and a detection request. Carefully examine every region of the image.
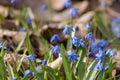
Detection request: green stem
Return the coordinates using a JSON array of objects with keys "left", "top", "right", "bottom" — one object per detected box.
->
[
  {"left": 70, "top": 17, "right": 74, "bottom": 27},
  {"left": 48, "top": 0, "right": 53, "bottom": 21},
  {"left": 83, "top": 57, "right": 89, "bottom": 80}
]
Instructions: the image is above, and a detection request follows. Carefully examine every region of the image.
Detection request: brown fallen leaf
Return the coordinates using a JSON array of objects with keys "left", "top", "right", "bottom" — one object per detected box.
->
[
  {"left": 5, "top": 53, "right": 29, "bottom": 69},
  {"left": 112, "top": 69, "right": 116, "bottom": 77},
  {"left": 75, "top": 11, "right": 95, "bottom": 24},
  {"left": 52, "top": 1, "right": 89, "bottom": 22},
  {"left": 106, "top": 7, "right": 120, "bottom": 18},
  {"left": 51, "top": 0, "right": 64, "bottom": 11},
  {"left": 48, "top": 57, "right": 62, "bottom": 69},
  {"left": 0, "top": 5, "right": 8, "bottom": 17}
]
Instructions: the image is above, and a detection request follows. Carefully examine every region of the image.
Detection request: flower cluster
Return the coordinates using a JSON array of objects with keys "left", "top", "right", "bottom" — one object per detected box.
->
[
  {"left": 62, "top": 26, "right": 73, "bottom": 35},
  {"left": 50, "top": 34, "right": 61, "bottom": 54},
  {"left": 85, "top": 33, "right": 117, "bottom": 71},
  {"left": 68, "top": 50, "right": 79, "bottom": 62},
  {"left": 72, "top": 37, "right": 86, "bottom": 48}
]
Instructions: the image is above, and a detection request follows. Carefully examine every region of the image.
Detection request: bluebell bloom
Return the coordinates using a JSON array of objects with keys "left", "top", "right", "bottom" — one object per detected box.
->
[
  {"left": 11, "top": 0, "right": 19, "bottom": 3},
  {"left": 90, "top": 42, "right": 99, "bottom": 54},
  {"left": 79, "top": 39, "right": 86, "bottom": 48},
  {"left": 68, "top": 50, "right": 79, "bottom": 62},
  {"left": 95, "top": 50, "right": 106, "bottom": 62},
  {"left": 24, "top": 69, "right": 32, "bottom": 77},
  {"left": 97, "top": 40, "right": 109, "bottom": 50},
  {"left": 36, "top": 66, "right": 41, "bottom": 73},
  {"left": 95, "top": 63, "right": 104, "bottom": 71},
  {"left": 41, "top": 4, "right": 48, "bottom": 11},
  {"left": 0, "top": 42, "right": 9, "bottom": 51},
  {"left": 52, "top": 45, "right": 61, "bottom": 54},
  {"left": 111, "top": 17, "right": 120, "bottom": 38},
  {"left": 27, "top": 18, "right": 32, "bottom": 24},
  {"left": 106, "top": 49, "right": 117, "bottom": 57},
  {"left": 72, "top": 37, "right": 81, "bottom": 48},
  {"left": 32, "top": 66, "right": 41, "bottom": 76},
  {"left": 50, "top": 34, "right": 61, "bottom": 43},
  {"left": 75, "top": 26, "right": 79, "bottom": 31},
  {"left": 69, "top": 8, "right": 80, "bottom": 17},
  {"left": 42, "top": 59, "right": 47, "bottom": 65},
  {"left": 12, "top": 77, "right": 17, "bottom": 80},
  {"left": 85, "top": 32, "right": 95, "bottom": 42},
  {"left": 19, "top": 26, "right": 26, "bottom": 32},
  {"left": 28, "top": 54, "right": 36, "bottom": 62},
  {"left": 62, "top": 26, "right": 73, "bottom": 35},
  {"left": 93, "top": 78, "right": 96, "bottom": 80},
  {"left": 100, "top": 1, "right": 107, "bottom": 7},
  {"left": 63, "top": 0, "right": 72, "bottom": 8},
  {"left": 86, "top": 23, "right": 92, "bottom": 29}
]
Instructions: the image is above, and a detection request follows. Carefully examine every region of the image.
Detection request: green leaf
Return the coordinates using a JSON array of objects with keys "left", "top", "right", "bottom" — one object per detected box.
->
[
  {"left": 7, "top": 63, "right": 14, "bottom": 79},
  {"left": 76, "top": 48, "right": 86, "bottom": 80},
  {"left": 15, "top": 35, "right": 26, "bottom": 52},
  {"left": 17, "top": 50, "right": 27, "bottom": 72},
  {"left": 95, "top": 12, "right": 113, "bottom": 39},
  {"left": 26, "top": 32, "right": 34, "bottom": 54},
  {"left": 95, "top": 12, "right": 120, "bottom": 45},
  {"left": 29, "top": 61, "right": 44, "bottom": 80},
  {"left": 0, "top": 44, "right": 7, "bottom": 80},
  {"left": 61, "top": 44, "right": 75, "bottom": 80},
  {"left": 86, "top": 61, "right": 98, "bottom": 80},
  {"left": 97, "top": 72, "right": 105, "bottom": 80}
]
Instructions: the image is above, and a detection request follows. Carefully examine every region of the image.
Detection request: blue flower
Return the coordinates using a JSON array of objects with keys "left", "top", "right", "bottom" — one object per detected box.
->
[
  {"left": 86, "top": 23, "right": 92, "bottom": 29},
  {"left": 11, "top": 0, "right": 19, "bottom": 3},
  {"left": 41, "top": 4, "right": 48, "bottom": 11},
  {"left": 111, "top": 17, "right": 120, "bottom": 38},
  {"left": 50, "top": 34, "right": 61, "bottom": 43},
  {"left": 32, "top": 66, "right": 41, "bottom": 76},
  {"left": 72, "top": 37, "right": 86, "bottom": 48},
  {"left": 72, "top": 37, "right": 81, "bottom": 48},
  {"left": 19, "top": 26, "right": 26, "bottom": 32},
  {"left": 68, "top": 50, "right": 79, "bottom": 62},
  {"left": 52, "top": 45, "right": 61, "bottom": 54},
  {"left": 12, "top": 77, "right": 17, "bottom": 80},
  {"left": 36, "top": 66, "right": 41, "bottom": 73},
  {"left": 27, "top": 18, "right": 32, "bottom": 24},
  {"left": 79, "top": 39, "right": 86, "bottom": 48},
  {"left": 75, "top": 26, "right": 79, "bottom": 31},
  {"left": 106, "top": 49, "right": 117, "bottom": 57},
  {"left": 24, "top": 69, "right": 32, "bottom": 77},
  {"left": 85, "top": 32, "right": 95, "bottom": 42},
  {"left": 0, "top": 42, "right": 10, "bottom": 51},
  {"left": 100, "top": 1, "right": 107, "bottom": 7},
  {"left": 62, "top": 26, "right": 73, "bottom": 35},
  {"left": 95, "top": 63, "right": 104, "bottom": 71},
  {"left": 110, "top": 50, "right": 116, "bottom": 57},
  {"left": 90, "top": 42, "right": 99, "bottom": 54},
  {"left": 95, "top": 50, "right": 106, "bottom": 62},
  {"left": 69, "top": 8, "right": 80, "bottom": 17},
  {"left": 97, "top": 40, "right": 109, "bottom": 50},
  {"left": 42, "top": 59, "right": 47, "bottom": 65},
  {"left": 28, "top": 54, "right": 36, "bottom": 62},
  {"left": 63, "top": 0, "right": 72, "bottom": 8}
]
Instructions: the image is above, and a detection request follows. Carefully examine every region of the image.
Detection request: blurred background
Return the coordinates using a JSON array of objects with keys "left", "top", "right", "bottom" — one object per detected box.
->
[{"left": 0, "top": 0, "right": 120, "bottom": 79}]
